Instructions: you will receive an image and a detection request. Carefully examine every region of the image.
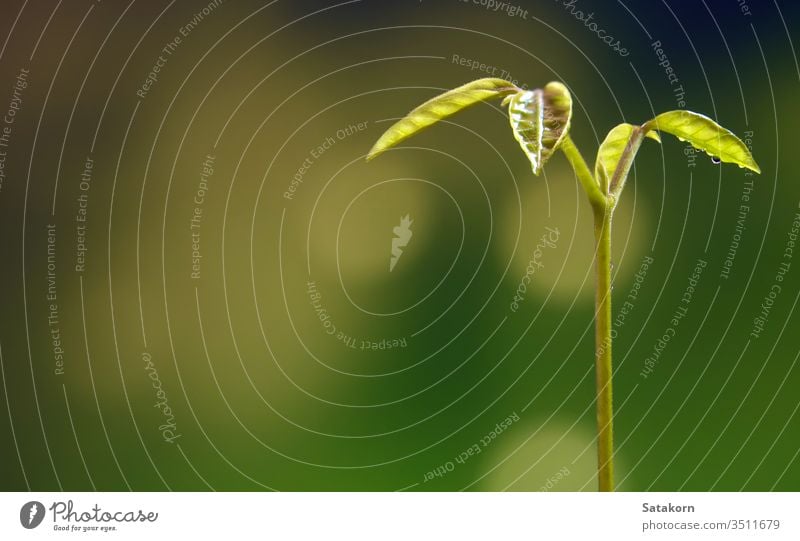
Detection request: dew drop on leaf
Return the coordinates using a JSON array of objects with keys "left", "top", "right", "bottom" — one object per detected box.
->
[{"left": 711, "top": 156, "right": 721, "bottom": 164}]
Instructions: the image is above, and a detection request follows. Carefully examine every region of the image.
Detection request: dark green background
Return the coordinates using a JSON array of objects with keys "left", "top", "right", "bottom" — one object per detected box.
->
[{"left": 1, "top": 0, "right": 798, "bottom": 491}]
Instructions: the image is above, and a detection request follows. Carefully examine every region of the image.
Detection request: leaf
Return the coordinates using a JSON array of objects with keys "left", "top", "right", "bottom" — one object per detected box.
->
[
  {"left": 366, "top": 78, "right": 518, "bottom": 161},
  {"left": 508, "top": 81, "right": 572, "bottom": 175},
  {"left": 595, "top": 123, "right": 661, "bottom": 188},
  {"left": 644, "top": 110, "right": 760, "bottom": 173}
]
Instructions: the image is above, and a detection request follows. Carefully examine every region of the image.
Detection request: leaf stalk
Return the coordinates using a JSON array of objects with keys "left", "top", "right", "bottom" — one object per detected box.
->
[
  {"left": 608, "top": 126, "right": 646, "bottom": 199},
  {"left": 560, "top": 135, "right": 607, "bottom": 210}
]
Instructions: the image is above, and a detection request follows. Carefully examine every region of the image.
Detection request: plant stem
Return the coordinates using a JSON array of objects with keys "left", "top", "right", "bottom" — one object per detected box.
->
[
  {"left": 561, "top": 137, "right": 616, "bottom": 491},
  {"left": 593, "top": 202, "right": 614, "bottom": 492},
  {"left": 560, "top": 135, "right": 606, "bottom": 208}
]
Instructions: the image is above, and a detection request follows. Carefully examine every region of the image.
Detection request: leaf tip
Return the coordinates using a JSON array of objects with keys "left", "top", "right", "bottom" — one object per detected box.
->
[
  {"left": 365, "top": 142, "right": 384, "bottom": 161},
  {"left": 365, "top": 144, "right": 381, "bottom": 161}
]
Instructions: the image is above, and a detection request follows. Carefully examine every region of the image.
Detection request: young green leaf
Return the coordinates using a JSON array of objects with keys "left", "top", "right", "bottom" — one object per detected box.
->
[
  {"left": 595, "top": 123, "right": 660, "bottom": 191},
  {"left": 366, "top": 78, "right": 518, "bottom": 161},
  {"left": 644, "top": 110, "right": 760, "bottom": 173},
  {"left": 508, "top": 82, "right": 572, "bottom": 175}
]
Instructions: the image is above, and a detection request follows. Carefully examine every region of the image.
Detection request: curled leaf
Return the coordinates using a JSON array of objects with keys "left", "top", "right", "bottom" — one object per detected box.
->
[
  {"left": 367, "top": 78, "right": 518, "bottom": 161},
  {"left": 508, "top": 82, "right": 572, "bottom": 175},
  {"left": 644, "top": 110, "right": 760, "bottom": 173},
  {"left": 595, "top": 123, "right": 660, "bottom": 190}
]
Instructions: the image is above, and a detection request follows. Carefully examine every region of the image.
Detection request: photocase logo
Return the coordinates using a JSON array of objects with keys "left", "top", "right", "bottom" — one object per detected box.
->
[
  {"left": 390, "top": 214, "right": 413, "bottom": 272},
  {"left": 20, "top": 501, "right": 44, "bottom": 529}
]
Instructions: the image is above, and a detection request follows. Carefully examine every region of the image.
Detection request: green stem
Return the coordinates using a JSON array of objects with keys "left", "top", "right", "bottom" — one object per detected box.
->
[
  {"left": 593, "top": 203, "right": 614, "bottom": 492},
  {"left": 560, "top": 135, "right": 606, "bottom": 210},
  {"left": 561, "top": 137, "right": 616, "bottom": 491}
]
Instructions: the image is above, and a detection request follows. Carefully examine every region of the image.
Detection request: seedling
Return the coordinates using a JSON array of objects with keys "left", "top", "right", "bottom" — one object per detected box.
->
[{"left": 367, "top": 78, "right": 760, "bottom": 491}]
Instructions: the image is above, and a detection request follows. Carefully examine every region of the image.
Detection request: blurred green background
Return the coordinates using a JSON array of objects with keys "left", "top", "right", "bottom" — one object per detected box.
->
[{"left": 1, "top": 0, "right": 799, "bottom": 491}]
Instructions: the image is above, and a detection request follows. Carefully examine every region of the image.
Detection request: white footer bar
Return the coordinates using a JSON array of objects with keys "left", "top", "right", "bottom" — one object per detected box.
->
[{"left": 1, "top": 492, "right": 797, "bottom": 540}]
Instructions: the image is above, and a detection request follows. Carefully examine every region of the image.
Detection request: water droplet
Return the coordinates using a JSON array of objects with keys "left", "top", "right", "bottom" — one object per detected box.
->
[{"left": 711, "top": 156, "right": 721, "bottom": 164}]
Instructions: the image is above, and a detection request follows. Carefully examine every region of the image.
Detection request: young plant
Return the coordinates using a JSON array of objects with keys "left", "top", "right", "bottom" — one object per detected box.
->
[{"left": 367, "top": 78, "right": 760, "bottom": 491}]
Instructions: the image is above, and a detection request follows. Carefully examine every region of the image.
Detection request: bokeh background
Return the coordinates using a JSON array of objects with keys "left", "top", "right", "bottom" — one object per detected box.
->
[{"left": 1, "top": 0, "right": 799, "bottom": 491}]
